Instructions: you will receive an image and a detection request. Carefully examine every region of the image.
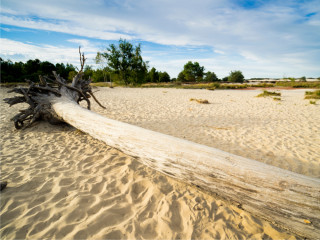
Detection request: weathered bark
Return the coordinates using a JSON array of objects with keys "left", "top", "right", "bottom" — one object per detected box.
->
[{"left": 3, "top": 50, "right": 319, "bottom": 239}]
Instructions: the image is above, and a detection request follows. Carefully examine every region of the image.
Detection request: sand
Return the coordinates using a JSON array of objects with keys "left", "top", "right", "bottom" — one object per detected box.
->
[
  {"left": 91, "top": 87, "right": 320, "bottom": 178},
  {"left": 1, "top": 87, "right": 319, "bottom": 239}
]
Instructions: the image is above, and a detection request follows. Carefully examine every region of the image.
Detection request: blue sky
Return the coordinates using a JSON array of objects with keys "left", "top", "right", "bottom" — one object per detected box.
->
[{"left": 1, "top": 0, "right": 320, "bottom": 78}]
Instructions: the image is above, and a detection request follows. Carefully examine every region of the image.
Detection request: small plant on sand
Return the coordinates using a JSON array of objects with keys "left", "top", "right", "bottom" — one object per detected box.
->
[
  {"left": 305, "top": 90, "right": 320, "bottom": 99},
  {"left": 309, "top": 100, "right": 316, "bottom": 105},
  {"left": 256, "top": 90, "right": 281, "bottom": 98},
  {"left": 190, "top": 98, "right": 210, "bottom": 104},
  {"left": 207, "top": 87, "right": 216, "bottom": 91},
  {"left": 273, "top": 97, "right": 281, "bottom": 101}
]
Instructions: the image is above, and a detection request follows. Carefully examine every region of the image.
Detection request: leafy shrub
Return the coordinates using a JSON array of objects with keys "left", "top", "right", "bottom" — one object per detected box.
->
[
  {"left": 190, "top": 98, "right": 209, "bottom": 104},
  {"left": 228, "top": 70, "right": 245, "bottom": 83},
  {"left": 207, "top": 87, "right": 216, "bottom": 91},
  {"left": 305, "top": 90, "right": 320, "bottom": 99},
  {"left": 256, "top": 90, "right": 281, "bottom": 97},
  {"left": 300, "top": 76, "right": 307, "bottom": 82}
]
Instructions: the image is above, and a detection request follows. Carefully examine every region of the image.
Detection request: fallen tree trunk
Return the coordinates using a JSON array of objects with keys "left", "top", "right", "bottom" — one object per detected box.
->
[
  {"left": 53, "top": 98, "right": 319, "bottom": 239},
  {"left": 3, "top": 52, "right": 319, "bottom": 239}
]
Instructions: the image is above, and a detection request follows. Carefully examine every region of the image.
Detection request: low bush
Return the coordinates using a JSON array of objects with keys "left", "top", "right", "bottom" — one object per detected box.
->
[
  {"left": 305, "top": 90, "right": 320, "bottom": 99},
  {"left": 190, "top": 98, "right": 210, "bottom": 104},
  {"left": 256, "top": 90, "right": 281, "bottom": 97},
  {"left": 207, "top": 87, "right": 216, "bottom": 91}
]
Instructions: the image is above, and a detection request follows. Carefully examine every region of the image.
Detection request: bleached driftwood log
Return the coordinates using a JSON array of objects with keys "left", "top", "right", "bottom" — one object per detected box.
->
[
  {"left": 3, "top": 51, "right": 319, "bottom": 239},
  {"left": 53, "top": 99, "right": 320, "bottom": 239}
]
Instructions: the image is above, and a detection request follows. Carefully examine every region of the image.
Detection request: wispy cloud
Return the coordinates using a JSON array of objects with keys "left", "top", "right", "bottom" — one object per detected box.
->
[{"left": 0, "top": 38, "right": 98, "bottom": 68}]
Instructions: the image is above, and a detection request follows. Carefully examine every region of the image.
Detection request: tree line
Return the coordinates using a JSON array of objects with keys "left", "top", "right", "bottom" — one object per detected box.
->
[
  {"left": 1, "top": 39, "right": 245, "bottom": 84},
  {"left": 1, "top": 58, "right": 77, "bottom": 83}
]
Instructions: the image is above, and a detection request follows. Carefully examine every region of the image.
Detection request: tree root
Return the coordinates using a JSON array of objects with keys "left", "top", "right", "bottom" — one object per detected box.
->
[{"left": 3, "top": 48, "right": 106, "bottom": 129}]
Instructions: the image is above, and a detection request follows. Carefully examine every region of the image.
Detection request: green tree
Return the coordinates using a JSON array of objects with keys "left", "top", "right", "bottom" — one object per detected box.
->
[
  {"left": 91, "top": 69, "right": 105, "bottom": 82},
  {"left": 1, "top": 58, "right": 13, "bottom": 82},
  {"left": 23, "top": 59, "right": 41, "bottom": 81},
  {"left": 84, "top": 65, "right": 94, "bottom": 79},
  {"left": 177, "top": 71, "right": 186, "bottom": 82},
  {"left": 12, "top": 61, "right": 25, "bottom": 82},
  {"left": 159, "top": 71, "right": 171, "bottom": 82},
  {"left": 0, "top": 58, "right": 75, "bottom": 83},
  {"left": 68, "top": 71, "right": 77, "bottom": 82},
  {"left": 204, "top": 71, "right": 218, "bottom": 82},
  {"left": 55, "top": 63, "right": 66, "bottom": 78},
  {"left": 148, "top": 67, "right": 160, "bottom": 82},
  {"left": 228, "top": 70, "right": 244, "bottom": 83},
  {"left": 131, "top": 45, "right": 149, "bottom": 84},
  {"left": 97, "top": 39, "right": 148, "bottom": 85},
  {"left": 96, "top": 52, "right": 111, "bottom": 84},
  {"left": 55, "top": 63, "right": 76, "bottom": 81},
  {"left": 222, "top": 76, "right": 229, "bottom": 82},
  {"left": 0, "top": 59, "right": 25, "bottom": 82},
  {"left": 178, "top": 61, "right": 205, "bottom": 82},
  {"left": 40, "top": 61, "right": 55, "bottom": 76}
]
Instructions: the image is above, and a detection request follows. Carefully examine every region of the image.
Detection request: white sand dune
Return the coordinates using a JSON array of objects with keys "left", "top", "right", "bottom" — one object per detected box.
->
[{"left": 1, "top": 87, "right": 318, "bottom": 239}]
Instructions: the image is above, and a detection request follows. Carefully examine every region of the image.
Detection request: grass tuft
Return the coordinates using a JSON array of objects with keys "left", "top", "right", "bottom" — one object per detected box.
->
[
  {"left": 207, "top": 87, "right": 216, "bottom": 91},
  {"left": 256, "top": 90, "right": 281, "bottom": 98},
  {"left": 190, "top": 98, "right": 210, "bottom": 104},
  {"left": 305, "top": 90, "right": 320, "bottom": 99}
]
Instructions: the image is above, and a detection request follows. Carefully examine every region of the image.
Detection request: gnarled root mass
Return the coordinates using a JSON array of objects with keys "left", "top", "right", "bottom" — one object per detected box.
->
[{"left": 3, "top": 48, "right": 105, "bottom": 129}]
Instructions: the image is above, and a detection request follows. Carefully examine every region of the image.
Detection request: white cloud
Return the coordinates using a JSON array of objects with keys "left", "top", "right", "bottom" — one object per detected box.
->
[
  {"left": 214, "top": 50, "right": 225, "bottom": 55},
  {"left": 0, "top": 38, "right": 99, "bottom": 68},
  {"left": 0, "top": 27, "right": 11, "bottom": 32},
  {"left": 67, "top": 39, "right": 96, "bottom": 51},
  {"left": 1, "top": 15, "right": 133, "bottom": 41}
]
